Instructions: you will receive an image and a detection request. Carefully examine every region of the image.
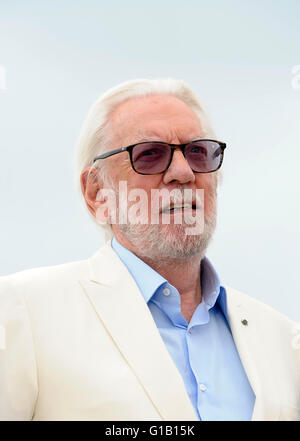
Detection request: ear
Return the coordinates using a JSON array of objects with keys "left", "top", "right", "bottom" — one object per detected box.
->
[{"left": 80, "top": 166, "right": 104, "bottom": 218}]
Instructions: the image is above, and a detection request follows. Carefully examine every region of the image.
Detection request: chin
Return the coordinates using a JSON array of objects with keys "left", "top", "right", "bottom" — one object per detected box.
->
[
  {"left": 119, "top": 216, "right": 216, "bottom": 262},
  {"left": 156, "top": 225, "right": 212, "bottom": 260}
]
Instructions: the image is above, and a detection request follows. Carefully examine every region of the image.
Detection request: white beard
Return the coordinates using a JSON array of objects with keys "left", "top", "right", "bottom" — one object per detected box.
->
[{"left": 114, "top": 185, "right": 217, "bottom": 263}]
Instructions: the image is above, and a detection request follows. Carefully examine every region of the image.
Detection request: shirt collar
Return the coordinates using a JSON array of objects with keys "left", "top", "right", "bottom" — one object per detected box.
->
[
  {"left": 111, "top": 236, "right": 227, "bottom": 317},
  {"left": 111, "top": 237, "right": 167, "bottom": 303},
  {"left": 200, "top": 255, "right": 220, "bottom": 310}
]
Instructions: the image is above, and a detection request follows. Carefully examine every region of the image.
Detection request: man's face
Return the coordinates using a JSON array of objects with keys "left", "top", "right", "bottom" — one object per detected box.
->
[{"left": 97, "top": 94, "right": 218, "bottom": 260}]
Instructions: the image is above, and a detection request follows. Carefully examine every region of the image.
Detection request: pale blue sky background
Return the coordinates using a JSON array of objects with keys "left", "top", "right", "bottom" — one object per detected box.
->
[{"left": 0, "top": 0, "right": 300, "bottom": 320}]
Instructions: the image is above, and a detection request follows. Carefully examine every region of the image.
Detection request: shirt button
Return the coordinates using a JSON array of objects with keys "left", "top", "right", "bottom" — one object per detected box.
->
[
  {"left": 199, "top": 383, "right": 207, "bottom": 392},
  {"left": 163, "top": 288, "right": 171, "bottom": 296},
  {"left": 188, "top": 328, "right": 193, "bottom": 334}
]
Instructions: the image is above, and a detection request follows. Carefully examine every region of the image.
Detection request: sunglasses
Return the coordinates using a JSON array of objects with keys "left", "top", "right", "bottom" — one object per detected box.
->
[{"left": 93, "top": 139, "right": 226, "bottom": 175}]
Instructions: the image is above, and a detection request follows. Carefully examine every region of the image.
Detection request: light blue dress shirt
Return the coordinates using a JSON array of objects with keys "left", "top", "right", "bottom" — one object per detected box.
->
[{"left": 112, "top": 237, "right": 255, "bottom": 421}]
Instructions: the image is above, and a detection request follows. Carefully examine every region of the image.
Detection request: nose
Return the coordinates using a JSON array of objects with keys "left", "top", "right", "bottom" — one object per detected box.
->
[{"left": 163, "top": 148, "right": 195, "bottom": 185}]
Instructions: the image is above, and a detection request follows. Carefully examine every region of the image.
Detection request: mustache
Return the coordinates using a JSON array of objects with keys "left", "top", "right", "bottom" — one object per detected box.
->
[
  {"left": 157, "top": 189, "right": 204, "bottom": 213},
  {"left": 98, "top": 184, "right": 205, "bottom": 214}
]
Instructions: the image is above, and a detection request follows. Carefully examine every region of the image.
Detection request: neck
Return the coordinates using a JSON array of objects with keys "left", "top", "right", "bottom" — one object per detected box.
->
[{"left": 113, "top": 232, "right": 203, "bottom": 323}]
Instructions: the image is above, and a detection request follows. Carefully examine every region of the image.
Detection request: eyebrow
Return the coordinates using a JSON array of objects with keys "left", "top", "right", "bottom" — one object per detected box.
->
[
  {"left": 133, "top": 130, "right": 164, "bottom": 142},
  {"left": 132, "top": 131, "right": 208, "bottom": 144}
]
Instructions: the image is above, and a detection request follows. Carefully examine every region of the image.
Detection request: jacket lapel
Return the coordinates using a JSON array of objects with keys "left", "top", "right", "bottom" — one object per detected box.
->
[
  {"left": 79, "top": 241, "right": 198, "bottom": 421},
  {"left": 225, "top": 286, "right": 280, "bottom": 421}
]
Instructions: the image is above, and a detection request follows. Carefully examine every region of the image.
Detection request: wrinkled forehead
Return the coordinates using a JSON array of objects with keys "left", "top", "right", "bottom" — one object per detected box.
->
[{"left": 108, "top": 94, "right": 208, "bottom": 146}]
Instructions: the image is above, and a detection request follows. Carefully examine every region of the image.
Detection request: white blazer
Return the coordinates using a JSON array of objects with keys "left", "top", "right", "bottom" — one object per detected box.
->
[{"left": 0, "top": 240, "right": 299, "bottom": 421}]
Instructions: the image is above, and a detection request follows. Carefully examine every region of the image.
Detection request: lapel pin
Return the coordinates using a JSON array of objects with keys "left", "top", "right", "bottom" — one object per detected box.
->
[{"left": 241, "top": 319, "right": 248, "bottom": 326}]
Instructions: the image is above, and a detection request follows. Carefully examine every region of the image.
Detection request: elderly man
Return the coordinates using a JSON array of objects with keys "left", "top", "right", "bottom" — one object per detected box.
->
[{"left": 0, "top": 79, "right": 299, "bottom": 421}]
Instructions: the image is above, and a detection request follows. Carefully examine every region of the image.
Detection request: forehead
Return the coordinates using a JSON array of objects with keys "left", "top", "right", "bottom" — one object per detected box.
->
[{"left": 109, "top": 94, "right": 205, "bottom": 145}]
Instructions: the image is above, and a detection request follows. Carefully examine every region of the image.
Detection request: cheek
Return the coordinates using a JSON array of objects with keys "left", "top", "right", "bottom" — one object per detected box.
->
[
  {"left": 125, "top": 176, "right": 163, "bottom": 213},
  {"left": 127, "top": 175, "right": 162, "bottom": 195},
  {"left": 195, "top": 175, "right": 216, "bottom": 214}
]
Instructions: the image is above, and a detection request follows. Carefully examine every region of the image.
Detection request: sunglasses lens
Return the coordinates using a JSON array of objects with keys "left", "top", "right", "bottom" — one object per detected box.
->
[
  {"left": 132, "top": 143, "right": 171, "bottom": 174},
  {"left": 185, "top": 140, "right": 222, "bottom": 172}
]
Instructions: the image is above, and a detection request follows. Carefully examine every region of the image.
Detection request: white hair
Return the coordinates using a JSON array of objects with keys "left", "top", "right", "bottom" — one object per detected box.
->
[{"left": 74, "top": 78, "right": 217, "bottom": 240}]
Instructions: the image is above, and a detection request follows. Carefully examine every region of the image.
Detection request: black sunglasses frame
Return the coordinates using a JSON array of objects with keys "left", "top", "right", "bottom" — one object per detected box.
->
[{"left": 93, "top": 139, "right": 226, "bottom": 175}]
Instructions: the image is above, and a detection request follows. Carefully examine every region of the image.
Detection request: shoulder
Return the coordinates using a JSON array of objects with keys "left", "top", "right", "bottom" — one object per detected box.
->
[
  {"left": 0, "top": 241, "right": 117, "bottom": 305},
  {"left": 0, "top": 256, "right": 91, "bottom": 284},
  {"left": 224, "top": 285, "right": 300, "bottom": 368},
  {"left": 224, "top": 284, "right": 298, "bottom": 326},
  {"left": 0, "top": 254, "right": 92, "bottom": 306}
]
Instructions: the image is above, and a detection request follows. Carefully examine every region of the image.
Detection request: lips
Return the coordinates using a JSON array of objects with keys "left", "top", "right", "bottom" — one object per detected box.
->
[{"left": 161, "top": 203, "right": 197, "bottom": 214}]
